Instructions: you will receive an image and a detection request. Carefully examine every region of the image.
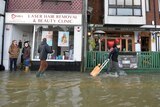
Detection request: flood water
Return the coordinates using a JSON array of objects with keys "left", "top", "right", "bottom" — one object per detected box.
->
[{"left": 0, "top": 71, "right": 160, "bottom": 107}]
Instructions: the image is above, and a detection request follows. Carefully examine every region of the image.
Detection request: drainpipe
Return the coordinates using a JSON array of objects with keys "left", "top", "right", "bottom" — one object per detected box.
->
[
  {"left": 81, "top": 0, "right": 87, "bottom": 72},
  {"left": 153, "top": 0, "right": 157, "bottom": 51},
  {"left": 0, "top": 0, "right": 7, "bottom": 70}
]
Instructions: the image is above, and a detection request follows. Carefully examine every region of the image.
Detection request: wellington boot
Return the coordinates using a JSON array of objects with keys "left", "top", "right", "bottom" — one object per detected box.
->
[
  {"left": 36, "top": 72, "right": 41, "bottom": 77},
  {"left": 40, "top": 72, "right": 45, "bottom": 77},
  {"left": 24, "top": 67, "right": 29, "bottom": 73}
]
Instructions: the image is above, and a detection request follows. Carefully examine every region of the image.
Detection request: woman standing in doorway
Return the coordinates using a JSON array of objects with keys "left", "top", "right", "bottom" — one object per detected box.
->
[
  {"left": 22, "top": 41, "right": 31, "bottom": 73},
  {"left": 8, "top": 40, "right": 20, "bottom": 72}
]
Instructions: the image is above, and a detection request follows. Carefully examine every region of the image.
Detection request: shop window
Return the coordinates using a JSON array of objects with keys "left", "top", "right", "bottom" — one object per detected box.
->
[
  {"left": 122, "top": 39, "right": 126, "bottom": 51},
  {"left": 128, "top": 39, "right": 132, "bottom": 51},
  {"left": 117, "top": 0, "right": 124, "bottom": 5},
  {"left": 126, "top": 0, "right": 132, "bottom": 5},
  {"left": 106, "top": 33, "right": 133, "bottom": 52},
  {"left": 109, "top": 0, "right": 116, "bottom": 5},
  {"left": 121, "top": 39, "right": 133, "bottom": 52},
  {"left": 101, "top": 38, "right": 105, "bottom": 51},
  {"left": 33, "top": 25, "right": 74, "bottom": 60}
]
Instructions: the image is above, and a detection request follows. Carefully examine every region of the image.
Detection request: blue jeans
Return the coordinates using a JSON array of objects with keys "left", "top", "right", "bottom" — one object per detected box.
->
[
  {"left": 9, "top": 58, "right": 17, "bottom": 71},
  {"left": 24, "top": 58, "right": 30, "bottom": 66}
]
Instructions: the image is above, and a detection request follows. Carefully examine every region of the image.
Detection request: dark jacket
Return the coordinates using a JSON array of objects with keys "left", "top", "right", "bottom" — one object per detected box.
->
[
  {"left": 108, "top": 44, "right": 119, "bottom": 62},
  {"left": 38, "top": 38, "right": 53, "bottom": 60},
  {"left": 22, "top": 46, "right": 31, "bottom": 60}
]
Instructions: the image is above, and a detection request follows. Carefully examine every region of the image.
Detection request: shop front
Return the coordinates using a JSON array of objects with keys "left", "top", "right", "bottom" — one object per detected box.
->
[
  {"left": 86, "top": 25, "right": 160, "bottom": 70},
  {"left": 5, "top": 13, "right": 82, "bottom": 71},
  {"left": 88, "top": 25, "right": 153, "bottom": 52},
  {"left": 90, "top": 31, "right": 135, "bottom": 52}
]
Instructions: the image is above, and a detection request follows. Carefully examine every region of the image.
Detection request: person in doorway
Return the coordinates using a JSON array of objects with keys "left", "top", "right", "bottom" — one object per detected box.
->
[
  {"left": 106, "top": 42, "right": 120, "bottom": 77},
  {"left": 69, "top": 45, "right": 73, "bottom": 60},
  {"left": 22, "top": 41, "right": 31, "bottom": 73},
  {"left": 18, "top": 40, "right": 22, "bottom": 49},
  {"left": 37, "top": 38, "right": 54, "bottom": 77},
  {"left": 8, "top": 40, "right": 20, "bottom": 72}
]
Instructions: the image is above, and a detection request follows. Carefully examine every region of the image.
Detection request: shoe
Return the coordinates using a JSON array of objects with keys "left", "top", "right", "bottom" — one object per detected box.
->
[
  {"left": 24, "top": 67, "right": 29, "bottom": 73},
  {"left": 106, "top": 72, "right": 109, "bottom": 74},
  {"left": 114, "top": 72, "right": 119, "bottom": 77},
  {"left": 36, "top": 72, "right": 41, "bottom": 77},
  {"left": 40, "top": 72, "right": 45, "bottom": 77}
]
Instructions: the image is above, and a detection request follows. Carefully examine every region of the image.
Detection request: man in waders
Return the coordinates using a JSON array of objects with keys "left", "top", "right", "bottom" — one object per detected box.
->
[
  {"left": 36, "top": 38, "right": 54, "bottom": 77},
  {"left": 106, "top": 43, "right": 120, "bottom": 77}
]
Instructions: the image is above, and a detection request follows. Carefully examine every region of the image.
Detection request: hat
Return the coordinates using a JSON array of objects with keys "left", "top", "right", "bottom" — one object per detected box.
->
[{"left": 43, "top": 38, "right": 47, "bottom": 42}]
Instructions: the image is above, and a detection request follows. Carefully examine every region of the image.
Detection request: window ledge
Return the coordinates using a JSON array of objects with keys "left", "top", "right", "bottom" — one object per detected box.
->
[{"left": 41, "top": 0, "right": 72, "bottom": 5}]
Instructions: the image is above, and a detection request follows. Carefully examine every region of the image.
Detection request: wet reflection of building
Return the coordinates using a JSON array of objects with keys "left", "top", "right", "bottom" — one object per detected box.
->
[
  {"left": 53, "top": 78, "right": 82, "bottom": 107},
  {"left": 0, "top": 72, "right": 10, "bottom": 106}
]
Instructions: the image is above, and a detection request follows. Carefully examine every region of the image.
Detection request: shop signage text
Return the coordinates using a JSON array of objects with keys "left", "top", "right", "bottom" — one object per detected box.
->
[{"left": 5, "top": 13, "right": 82, "bottom": 25}]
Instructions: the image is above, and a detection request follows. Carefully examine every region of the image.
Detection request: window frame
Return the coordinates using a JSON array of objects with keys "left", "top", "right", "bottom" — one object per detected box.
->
[
  {"left": 108, "top": 0, "right": 142, "bottom": 16},
  {"left": 32, "top": 25, "right": 75, "bottom": 61}
]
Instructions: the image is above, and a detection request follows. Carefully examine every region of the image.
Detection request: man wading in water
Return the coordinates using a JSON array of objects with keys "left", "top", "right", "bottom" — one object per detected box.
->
[
  {"left": 106, "top": 42, "right": 120, "bottom": 77},
  {"left": 36, "top": 38, "right": 54, "bottom": 77}
]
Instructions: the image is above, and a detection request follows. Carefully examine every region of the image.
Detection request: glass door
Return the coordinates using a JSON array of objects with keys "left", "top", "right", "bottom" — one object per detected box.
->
[
  {"left": 120, "top": 38, "right": 133, "bottom": 52},
  {"left": 122, "top": 39, "right": 126, "bottom": 51}
]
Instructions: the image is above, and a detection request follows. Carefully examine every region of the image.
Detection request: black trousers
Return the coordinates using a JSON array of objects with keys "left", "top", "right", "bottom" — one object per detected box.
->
[
  {"left": 107, "top": 60, "right": 120, "bottom": 74},
  {"left": 10, "top": 58, "right": 17, "bottom": 71}
]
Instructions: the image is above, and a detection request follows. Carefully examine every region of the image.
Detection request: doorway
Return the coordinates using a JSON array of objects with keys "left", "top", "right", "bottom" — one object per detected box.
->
[{"left": 141, "top": 37, "right": 150, "bottom": 51}]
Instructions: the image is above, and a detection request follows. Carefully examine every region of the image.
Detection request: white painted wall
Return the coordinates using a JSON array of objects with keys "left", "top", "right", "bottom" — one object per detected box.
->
[
  {"left": 134, "top": 32, "right": 139, "bottom": 43},
  {"left": 104, "top": 0, "right": 146, "bottom": 25},
  {"left": 74, "top": 26, "right": 82, "bottom": 61},
  {"left": 4, "top": 25, "right": 13, "bottom": 70},
  {"left": 134, "top": 31, "right": 157, "bottom": 52},
  {"left": 0, "top": 17, "right": 3, "bottom": 64},
  {"left": 151, "top": 32, "right": 156, "bottom": 51},
  {"left": 134, "top": 31, "right": 141, "bottom": 52},
  {"left": 3, "top": 25, "right": 33, "bottom": 70}
]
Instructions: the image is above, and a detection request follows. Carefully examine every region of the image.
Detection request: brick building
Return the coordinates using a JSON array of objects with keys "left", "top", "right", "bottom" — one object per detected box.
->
[{"left": 87, "top": 0, "right": 160, "bottom": 52}]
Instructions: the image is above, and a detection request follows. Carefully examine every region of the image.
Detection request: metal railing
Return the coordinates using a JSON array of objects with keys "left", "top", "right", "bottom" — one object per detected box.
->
[
  {"left": 137, "top": 52, "right": 160, "bottom": 69},
  {"left": 86, "top": 51, "right": 160, "bottom": 71}
]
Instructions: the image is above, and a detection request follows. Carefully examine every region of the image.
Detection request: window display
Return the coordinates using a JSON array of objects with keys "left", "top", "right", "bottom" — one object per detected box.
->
[{"left": 32, "top": 25, "right": 74, "bottom": 60}]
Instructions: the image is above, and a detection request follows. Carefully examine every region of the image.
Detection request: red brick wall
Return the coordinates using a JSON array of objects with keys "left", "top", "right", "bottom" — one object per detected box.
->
[
  {"left": 88, "top": 0, "right": 104, "bottom": 24},
  {"left": 146, "top": 0, "right": 160, "bottom": 25},
  {"left": 7, "top": 0, "right": 82, "bottom": 14},
  {"left": 88, "top": 0, "right": 160, "bottom": 25}
]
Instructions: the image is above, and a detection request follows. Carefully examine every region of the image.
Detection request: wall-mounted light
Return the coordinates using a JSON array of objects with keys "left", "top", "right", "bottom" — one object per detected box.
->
[
  {"left": 88, "top": 32, "right": 91, "bottom": 36},
  {"left": 152, "top": 32, "right": 156, "bottom": 42}
]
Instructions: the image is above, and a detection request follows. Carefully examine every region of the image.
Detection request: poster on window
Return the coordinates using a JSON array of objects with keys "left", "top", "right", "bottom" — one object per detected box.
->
[
  {"left": 42, "top": 31, "right": 53, "bottom": 46},
  {"left": 58, "top": 31, "right": 69, "bottom": 47}
]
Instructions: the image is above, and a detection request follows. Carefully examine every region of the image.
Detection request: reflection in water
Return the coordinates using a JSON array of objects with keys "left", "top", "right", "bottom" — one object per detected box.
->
[
  {"left": 0, "top": 71, "right": 160, "bottom": 107},
  {"left": 0, "top": 72, "right": 10, "bottom": 106}
]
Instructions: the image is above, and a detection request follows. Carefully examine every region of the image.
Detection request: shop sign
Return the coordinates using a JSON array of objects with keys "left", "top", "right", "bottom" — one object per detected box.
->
[
  {"left": 5, "top": 13, "right": 82, "bottom": 25},
  {"left": 118, "top": 53, "right": 138, "bottom": 69}
]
